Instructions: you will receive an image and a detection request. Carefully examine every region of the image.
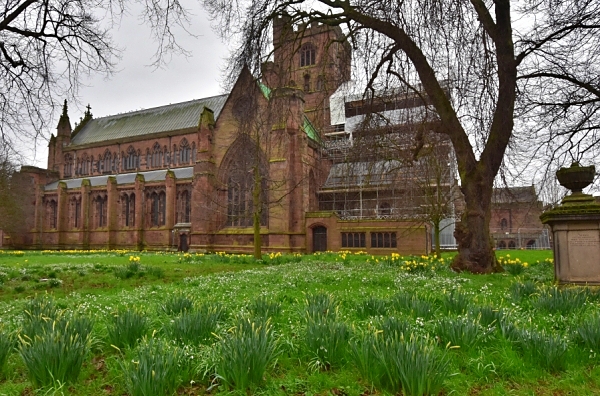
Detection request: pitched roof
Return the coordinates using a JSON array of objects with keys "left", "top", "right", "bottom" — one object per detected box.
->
[
  {"left": 44, "top": 167, "right": 194, "bottom": 190},
  {"left": 70, "top": 95, "right": 229, "bottom": 146},
  {"left": 492, "top": 186, "right": 538, "bottom": 204}
]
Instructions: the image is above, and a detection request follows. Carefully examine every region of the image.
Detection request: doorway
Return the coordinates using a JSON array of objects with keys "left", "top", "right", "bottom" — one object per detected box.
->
[
  {"left": 179, "top": 233, "right": 189, "bottom": 252},
  {"left": 312, "top": 226, "right": 327, "bottom": 252}
]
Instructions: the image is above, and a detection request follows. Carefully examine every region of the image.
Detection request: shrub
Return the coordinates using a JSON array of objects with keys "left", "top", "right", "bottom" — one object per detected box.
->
[
  {"left": 305, "top": 316, "right": 350, "bottom": 369},
  {"left": 18, "top": 315, "right": 93, "bottom": 387},
  {"left": 107, "top": 309, "right": 149, "bottom": 349},
  {"left": 161, "top": 293, "right": 194, "bottom": 316},
  {"left": 216, "top": 318, "right": 279, "bottom": 390},
  {"left": 535, "top": 287, "right": 587, "bottom": 314},
  {"left": 350, "top": 332, "right": 450, "bottom": 396},
  {"left": 121, "top": 338, "right": 184, "bottom": 396},
  {"left": 169, "top": 303, "right": 225, "bottom": 346},
  {"left": 576, "top": 313, "right": 600, "bottom": 351},
  {"left": 514, "top": 329, "right": 568, "bottom": 372},
  {"left": 248, "top": 296, "right": 282, "bottom": 319},
  {"left": 356, "top": 296, "right": 388, "bottom": 319},
  {"left": 305, "top": 292, "right": 337, "bottom": 320},
  {"left": 444, "top": 290, "right": 471, "bottom": 315}
]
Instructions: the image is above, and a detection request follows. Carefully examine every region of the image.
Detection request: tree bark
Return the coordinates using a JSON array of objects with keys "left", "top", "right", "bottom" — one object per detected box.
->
[
  {"left": 253, "top": 164, "right": 262, "bottom": 260},
  {"left": 451, "top": 172, "right": 502, "bottom": 273}
]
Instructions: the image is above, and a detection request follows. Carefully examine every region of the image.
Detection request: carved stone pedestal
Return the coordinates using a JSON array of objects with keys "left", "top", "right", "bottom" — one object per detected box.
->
[{"left": 541, "top": 163, "right": 600, "bottom": 284}]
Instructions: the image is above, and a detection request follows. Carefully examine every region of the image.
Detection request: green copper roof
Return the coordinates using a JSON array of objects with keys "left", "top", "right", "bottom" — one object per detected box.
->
[
  {"left": 70, "top": 95, "right": 228, "bottom": 146},
  {"left": 258, "top": 81, "right": 320, "bottom": 143}
]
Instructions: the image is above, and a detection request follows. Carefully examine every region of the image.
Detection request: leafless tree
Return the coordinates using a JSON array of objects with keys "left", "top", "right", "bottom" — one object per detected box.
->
[
  {"left": 203, "top": 0, "right": 600, "bottom": 273},
  {"left": 0, "top": 0, "right": 193, "bottom": 155},
  {"left": 0, "top": 145, "right": 28, "bottom": 240}
]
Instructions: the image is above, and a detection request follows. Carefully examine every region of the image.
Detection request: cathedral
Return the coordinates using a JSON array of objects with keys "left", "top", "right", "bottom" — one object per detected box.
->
[{"left": 13, "top": 17, "right": 453, "bottom": 254}]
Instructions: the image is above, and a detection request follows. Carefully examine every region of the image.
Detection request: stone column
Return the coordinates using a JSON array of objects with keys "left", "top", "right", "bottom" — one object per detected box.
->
[
  {"left": 107, "top": 176, "right": 118, "bottom": 249},
  {"left": 134, "top": 174, "right": 145, "bottom": 250},
  {"left": 165, "top": 170, "right": 176, "bottom": 249},
  {"left": 57, "top": 181, "right": 68, "bottom": 247},
  {"left": 81, "top": 179, "right": 91, "bottom": 249}
]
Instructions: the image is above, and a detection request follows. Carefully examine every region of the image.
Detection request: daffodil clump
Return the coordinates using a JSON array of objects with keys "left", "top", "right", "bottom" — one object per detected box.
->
[
  {"left": 499, "top": 254, "right": 528, "bottom": 275},
  {"left": 128, "top": 255, "right": 141, "bottom": 264},
  {"left": 0, "top": 250, "right": 25, "bottom": 256}
]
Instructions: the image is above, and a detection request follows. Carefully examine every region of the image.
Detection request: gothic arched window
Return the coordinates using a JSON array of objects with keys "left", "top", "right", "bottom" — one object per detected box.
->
[
  {"left": 123, "top": 146, "right": 138, "bottom": 171},
  {"left": 149, "top": 190, "right": 166, "bottom": 227},
  {"left": 94, "top": 194, "right": 108, "bottom": 228},
  {"left": 221, "top": 136, "right": 268, "bottom": 227},
  {"left": 81, "top": 154, "right": 90, "bottom": 175},
  {"left": 151, "top": 142, "right": 162, "bottom": 168},
  {"left": 47, "top": 199, "right": 58, "bottom": 229},
  {"left": 64, "top": 154, "right": 73, "bottom": 177},
  {"left": 303, "top": 74, "right": 311, "bottom": 92},
  {"left": 500, "top": 218, "right": 508, "bottom": 231},
  {"left": 122, "top": 192, "right": 135, "bottom": 227},
  {"left": 300, "top": 43, "right": 316, "bottom": 67},
  {"left": 176, "top": 189, "right": 191, "bottom": 223},
  {"left": 103, "top": 150, "right": 112, "bottom": 174},
  {"left": 70, "top": 196, "right": 81, "bottom": 228},
  {"left": 180, "top": 138, "right": 191, "bottom": 164}
]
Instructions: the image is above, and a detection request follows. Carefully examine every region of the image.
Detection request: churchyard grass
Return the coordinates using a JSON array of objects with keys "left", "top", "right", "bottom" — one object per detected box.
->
[{"left": 0, "top": 249, "right": 599, "bottom": 394}]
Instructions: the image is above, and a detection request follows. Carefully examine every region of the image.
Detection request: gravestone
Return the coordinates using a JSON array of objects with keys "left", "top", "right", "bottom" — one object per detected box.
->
[{"left": 541, "top": 163, "right": 600, "bottom": 284}]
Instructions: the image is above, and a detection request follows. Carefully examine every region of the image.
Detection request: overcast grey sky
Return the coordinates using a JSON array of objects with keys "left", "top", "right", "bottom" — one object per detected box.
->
[{"left": 25, "top": 2, "right": 230, "bottom": 167}]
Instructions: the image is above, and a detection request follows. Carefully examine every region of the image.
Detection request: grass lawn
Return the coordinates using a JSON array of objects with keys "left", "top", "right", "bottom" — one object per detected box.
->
[{"left": 0, "top": 248, "right": 599, "bottom": 395}]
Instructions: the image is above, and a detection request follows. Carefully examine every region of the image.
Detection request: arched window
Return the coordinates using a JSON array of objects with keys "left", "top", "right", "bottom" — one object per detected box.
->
[
  {"left": 123, "top": 146, "right": 138, "bottom": 171},
  {"left": 151, "top": 142, "right": 162, "bottom": 168},
  {"left": 149, "top": 190, "right": 166, "bottom": 227},
  {"left": 94, "top": 194, "right": 108, "bottom": 228},
  {"left": 500, "top": 218, "right": 508, "bottom": 231},
  {"left": 300, "top": 43, "right": 316, "bottom": 67},
  {"left": 176, "top": 189, "right": 191, "bottom": 223},
  {"left": 64, "top": 154, "right": 73, "bottom": 177},
  {"left": 103, "top": 150, "right": 112, "bottom": 174},
  {"left": 316, "top": 75, "right": 325, "bottom": 91},
  {"left": 80, "top": 154, "right": 90, "bottom": 175},
  {"left": 180, "top": 139, "right": 191, "bottom": 164},
  {"left": 47, "top": 199, "right": 58, "bottom": 229},
  {"left": 122, "top": 193, "right": 135, "bottom": 227},
  {"left": 221, "top": 136, "right": 267, "bottom": 227},
  {"left": 70, "top": 196, "right": 81, "bottom": 228},
  {"left": 303, "top": 74, "right": 311, "bottom": 92}
]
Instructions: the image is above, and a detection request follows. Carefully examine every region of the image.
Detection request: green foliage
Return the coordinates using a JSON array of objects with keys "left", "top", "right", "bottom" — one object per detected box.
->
[
  {"left": 161, "top": 293, "right": 194, "bottom": 316},
  {"left": 350, "top": 331, "right": 450, "bottom": 396},
  {"left": 107, "top": 309, "right": 149, "bottom": 349},
  {"left": 469, "top": 305, "right": 505, "bottom": 327},
  {"left": 356, "top": 296, "right": 388, "bottom": 319},
  {"left": 0, "top": 331, "right": 14, "bottom": 376},
  {"left": 576, "top": 313, "right": 600, "bottom": 351},
  {"left": 305, "top": 292, "right": 337, "bottom": 320},
  {"left": 435, "top": 317, "right": 492, "bottom": 351},
  {"left": 444, "top": 290, "right": 471, "bottom": 315},
  {"left": 216, "top": 318, "right": 279, "bottom": 390},
  {"left": 248, "top": 295, "right": 282, "bottom": 319},
  {"left": 535, "top": 287, "right": 588, "bottom": 314},
  {"left": 18, "top": 315, "right": 93, "bottom": 387},
  {"left": 120, "top": 338, "right": 184, "bottom": 396},
  {"left": 391, "top": 292, "right": 436, "bottom": 319},
  {"left": 510, "top": 280, "right": 538, "bottom": 301},
  {"left": 514, "top": 329, "right": 569, "bottom": 372},
  {"left": 305, "top": 315, "right": 350, "bottom": 369},
  {"left": 169, "top": 303, "right": 225, "bottom": 346}
]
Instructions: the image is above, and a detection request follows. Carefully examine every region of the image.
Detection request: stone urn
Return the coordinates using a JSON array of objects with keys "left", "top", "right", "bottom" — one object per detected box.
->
[{"left": 556, "top": 162, "right": 596, "bottom": 194}]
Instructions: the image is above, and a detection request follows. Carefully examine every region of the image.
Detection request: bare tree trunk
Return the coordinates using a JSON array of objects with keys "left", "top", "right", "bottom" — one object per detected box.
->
[
  {"left": 452, "top": 174, "right": 501, "bottom": 273},
  {"left": 433, "top": 220, "right": 441, "bottom": 258}
]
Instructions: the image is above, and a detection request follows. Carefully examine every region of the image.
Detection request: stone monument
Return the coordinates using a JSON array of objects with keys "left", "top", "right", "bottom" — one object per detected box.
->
[{"left": 541, "top": 162, "right": 600, "bottom": 285}]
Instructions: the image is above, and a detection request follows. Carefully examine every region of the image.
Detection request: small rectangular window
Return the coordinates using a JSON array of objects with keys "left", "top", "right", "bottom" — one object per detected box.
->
[
  {"left": 341, "top": 232, "right": 366, "bottom": 248},
  {"left": 371, "top": 232, "right": 397, "bottom": 248}
]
